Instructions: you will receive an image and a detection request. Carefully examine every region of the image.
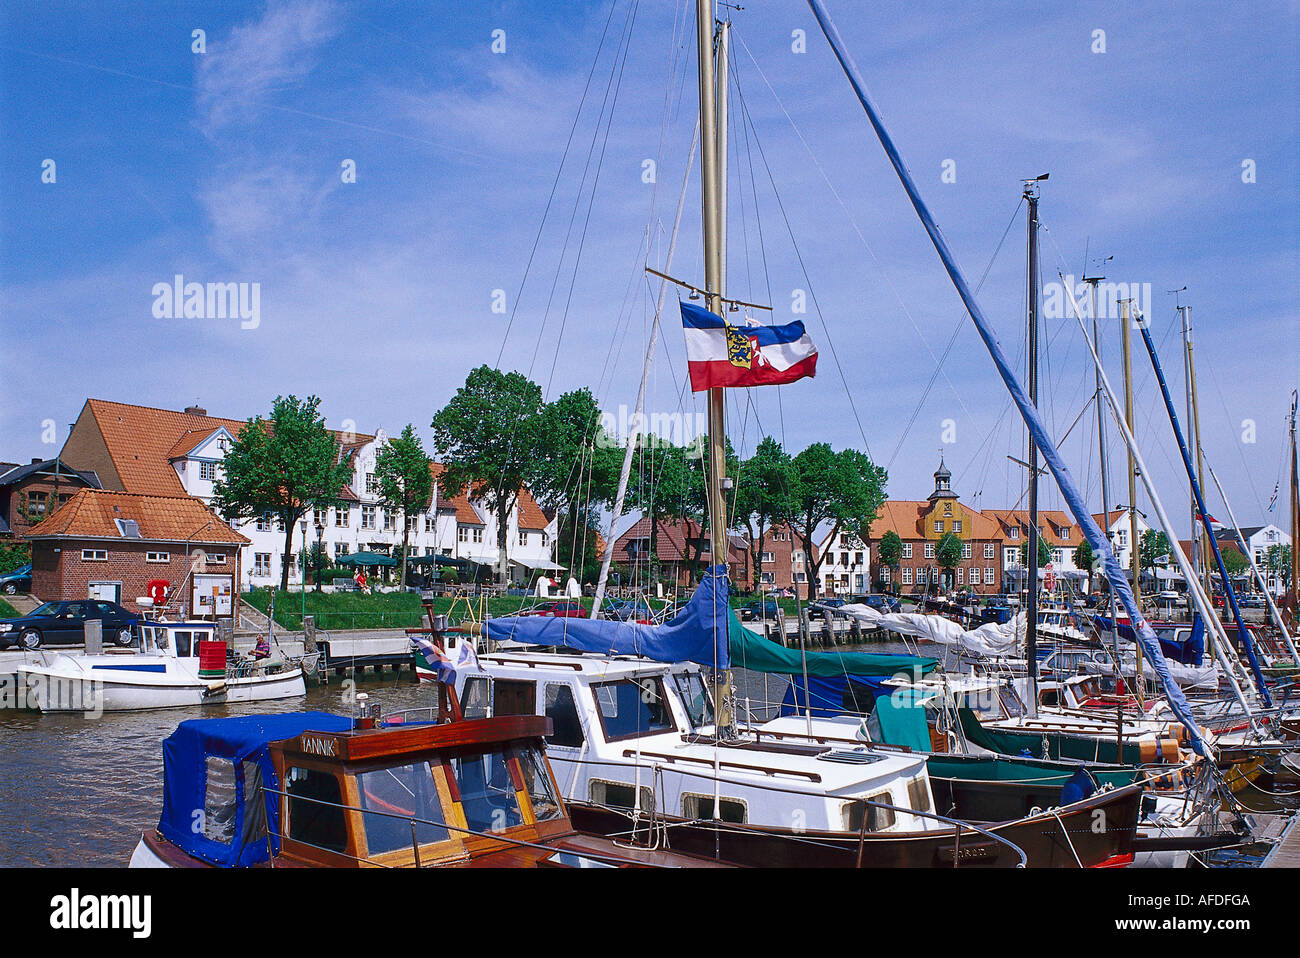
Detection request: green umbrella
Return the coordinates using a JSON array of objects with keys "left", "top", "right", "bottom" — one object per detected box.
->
[{"left": 337, "top": 551, "right": 397, "bottom": 567}]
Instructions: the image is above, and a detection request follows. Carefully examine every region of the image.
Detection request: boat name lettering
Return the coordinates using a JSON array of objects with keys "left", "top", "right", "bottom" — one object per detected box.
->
[{"left": 301, "top": 736, "right": 338, "bottom": 757}]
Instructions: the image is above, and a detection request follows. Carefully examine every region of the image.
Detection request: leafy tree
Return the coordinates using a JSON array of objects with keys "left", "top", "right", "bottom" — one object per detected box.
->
[
  {"left": 0, "top": 542, "right": 30, "bottom": 575},
  {"left": 375, "top": 424, "right": 434, "bottom": 592},
  {"left": 1073, "top": 539, "right": 1097, "bottom": 595},
  {"left": 213, "top": 395, "right": 353, "bottom": 591},
  {"left": 935, "top": 531, "right": 964, "bottom": 592},
  {"left": 1019, "top": 536, "right": 1051, "bottom": 569},
  {"left": 784, "top": 443, "right": 887, "bottom": 600},
  {"left": 1265, "top": 543, "right": 1293, "bottom": 584},
  {"left": 628, "top": 441, "right": 701, "bottom": 584},
  {"left": 1138, "top": 529, "right": 1171, "bottom": 581},
  {"left": 431, "top": 366, "right": 548, "bottom": 586},
  {"left": 1221, "top": 546, "right": 1249, "bottom": 580},
  {"left": 734, "top": 437, "right": 796, "bottom": 592},
  {"left": 876, "top": 530, "right": 902, "bottom": 591}
]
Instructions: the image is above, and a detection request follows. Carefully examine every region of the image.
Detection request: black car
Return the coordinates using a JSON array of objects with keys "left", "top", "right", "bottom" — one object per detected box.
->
[
  {"left": 0, "top": 563, "right": 32, "bottom": 595},
  {"left": 854, "top": 594, "right": 902, "bottom": 614},
  {"left": 738, "top": 599, "right": 780, "bottom": 621},
  {"left": 809, "top": 597, "right": 847, "bottom": 619},
  {"left": 0, "top": 600, "right": 137, "bottom": 650}
]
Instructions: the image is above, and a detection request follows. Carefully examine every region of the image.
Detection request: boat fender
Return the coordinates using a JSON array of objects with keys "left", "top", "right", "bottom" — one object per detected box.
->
[{"left": 202, "top": 682, "right": 227, "bottom": 698}]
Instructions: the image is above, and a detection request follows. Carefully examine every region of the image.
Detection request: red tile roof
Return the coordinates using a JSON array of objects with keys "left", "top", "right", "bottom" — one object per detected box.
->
[{"left": 29, "top": 489, "right": 248, "bottom": 545}]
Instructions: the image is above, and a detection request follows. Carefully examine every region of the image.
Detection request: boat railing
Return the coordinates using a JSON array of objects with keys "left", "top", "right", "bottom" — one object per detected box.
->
[{"left": 258, "top": 785, "right": 674, "bottom": 868}]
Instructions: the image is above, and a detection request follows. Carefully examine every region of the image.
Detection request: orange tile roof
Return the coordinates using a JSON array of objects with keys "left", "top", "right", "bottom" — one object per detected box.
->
[
  {"left": 429, "top": 462, "right": 485, "bottom": 525},
  {"left": 986, "top": 509, "right": 1079, "bottom": 548},
  {"left": 30, "top": 489, "right": 248, "bottom": 545},
  {"left": 867, "top": 500, "right": 927, "bottom": 540},
  {"left": 516, "top": 487, "right": 549, "bottom": 531},
  {"left": 82, "top": 399, "right": 373, "bottom": 497}
]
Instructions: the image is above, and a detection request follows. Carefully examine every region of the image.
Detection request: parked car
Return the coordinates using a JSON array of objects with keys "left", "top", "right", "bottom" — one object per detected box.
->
[
  {"left": 809, "top": 597, "right": 847, "bottom": 619},
  {"left": 601, "top": 598, "right": 656, "bottom": 622},
  {"left": 738, "top": 599, "right": 780, "bottom": 621},
  {"left": 852, "top": 594, "right": 902, "bottom": 614},
  {"left": 517, "top": 600, "right": 587, "bottom": 618},
  {"left": 0, "top": 563, "right": 32, "bottom": 595},
  {"left": 1239, "top": 594, "right": 1267, "bottom": 609},
  {"left": 0, "top": 600, "right": 137, "bottom": 650}
]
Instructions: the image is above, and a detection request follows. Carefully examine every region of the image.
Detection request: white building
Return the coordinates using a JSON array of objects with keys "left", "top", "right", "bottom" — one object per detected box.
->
[
  {"left": 60, "top": 399, "right": 558, "bottom": 593},
  {"left": 816, "top": 529, "right": 870, "bottom": 596},
  {"left": 1216, "top": 523, "right": 1292, "bottom": 595}
]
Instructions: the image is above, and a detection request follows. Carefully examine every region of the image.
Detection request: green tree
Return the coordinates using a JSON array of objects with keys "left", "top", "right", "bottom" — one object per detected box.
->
[
  {"left": 1138, "top": 529, "right": 1172, "bottom": 581},
  {"left": 1073, "top": 539, "right": 1097, "bottom": 595},
  {"left": 935, "top": 531, "right": 964, "bottom": 592},
  {"left": 375, "top": 424, "right": 434, "bottom": 592},
  {"left": 212, "top": 395, "right": 353, "bottom": 591},
  {"left": 306, "top": 541, "right": 331, "bottom": 592},
  {"left": 628, "top": 441, "right": 698, "bottom": 584},
  {"left": 1265, "top": 543, "right": 1293, "bottom": 585},
  {"left": 876, "top": 530, "right": 902, "bottom": 591},
  {"left": 1221, "top": 546, "right": 1249, "bottom": 580},
  {"left": 734, "top": 437, "right": 795, "bottom": 592},
  {"left": 1019, "top": 536, "right": 1051, "bottom": 569},
  {"left": 784, "top": 443, "right": 887, "bottom": 600},
  {"left": 431, "top": 366, "right": 548, "bottom": 586}
]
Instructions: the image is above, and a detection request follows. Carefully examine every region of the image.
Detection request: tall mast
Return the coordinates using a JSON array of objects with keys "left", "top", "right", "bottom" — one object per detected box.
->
[
  {"left": 1184, "top": 306, "right": 1214, "bottom": 600},
  {"left": 1085, "top": 269, "right": 1119, "bottom": 660},
  {"left": 1291, "top": 391, "right": 1299, "bottom": 629},
  {"left": 1179, "top": 303, "right": 1198, "bottom": 591},
  {"left": 1119, "top": 297, "right": 1144, "bottom": 683},
  {"left": 1023, "top": 177, "right": 1044, "bottom": 712}
]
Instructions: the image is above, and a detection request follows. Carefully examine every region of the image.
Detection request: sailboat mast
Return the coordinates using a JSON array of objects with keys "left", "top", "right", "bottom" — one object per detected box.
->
[
  {"left": 1291, "top": 391, "right": 1299, "bottom": 629},
  {"left": 696, "top": 0, "right": 727, "bottom": 572},
  {"left": 1184, "top": 307, "right": 1214, "bottom": 600},
  {"left": 1024, "top": 180, "right": 1042, "bottom": 710},
  {"left": 1119, "top": 298, "right": 1145, "bottom": 683},
  {"left": 1085, "top": 272, "right": 1119, "bottom": 659}
]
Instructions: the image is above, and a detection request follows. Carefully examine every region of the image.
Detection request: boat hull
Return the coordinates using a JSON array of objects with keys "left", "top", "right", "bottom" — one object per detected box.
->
[
  {"left": 18, "top": 663, "right": 306, "bottom": 712},
  {"left": 568, "top": 783, "right": 1143, "bottom": 868}
]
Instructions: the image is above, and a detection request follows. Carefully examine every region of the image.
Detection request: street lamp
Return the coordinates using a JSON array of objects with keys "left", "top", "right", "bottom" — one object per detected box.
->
[
  {"left": 299, "top": 518, "right": 308, "bottom": 626},
  {"left": 314, "top": 520, "right": 325, "bottom": 592}
]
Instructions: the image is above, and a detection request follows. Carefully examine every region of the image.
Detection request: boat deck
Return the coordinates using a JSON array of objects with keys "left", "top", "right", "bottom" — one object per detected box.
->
[{"left": 1262, "top": 812, "right": 1300, "bottom": 868}]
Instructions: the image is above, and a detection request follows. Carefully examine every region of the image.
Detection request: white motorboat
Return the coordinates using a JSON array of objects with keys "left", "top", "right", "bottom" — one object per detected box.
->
[{"left": 17, "top": 617, "right": 305, "bottom": 713}]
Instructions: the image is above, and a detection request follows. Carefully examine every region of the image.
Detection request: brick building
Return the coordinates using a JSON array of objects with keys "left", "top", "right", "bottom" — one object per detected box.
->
[
  {"left": 27, "top": 488, "right": 248, "bottom": 616},
  {"left": 610, "top": 518, "right": 750, "bottom": 592},
  {"left": 866, "top": 459, "right": 1005, "bottom": 595},
  {"left": 753, "top": 522, "right": 816, "bottom": 593}
]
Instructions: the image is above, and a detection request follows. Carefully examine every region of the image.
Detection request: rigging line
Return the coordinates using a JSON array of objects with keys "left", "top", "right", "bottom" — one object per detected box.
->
[
  {"left": 493, "top": 0, "right": 621, "bottom": 368},
  {"left": 544, "top": 0, "right": 643, "bottom": 398},
  {"left": 0, "top": 43, "right": 497, "bottom": 162},
  {"left": 730, "top": 69, "right": 873, "bottom": 462},
  {"left": 886, "top": 198, "right": 1026, "bottom": 472},
  {"left": 526, "top": 0, "right": 639, "bottom": 382},
  {"left": 1204, "top": 345, "right": 1273, "bottom": 519},
  {"left": 734, "top": 27, "right": 988, "bottom": 461}
]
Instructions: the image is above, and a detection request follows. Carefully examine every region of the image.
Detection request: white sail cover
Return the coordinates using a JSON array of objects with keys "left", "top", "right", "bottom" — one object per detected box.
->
[{"left": 835, "top": 604, "right": 1025, "bottom": 658}]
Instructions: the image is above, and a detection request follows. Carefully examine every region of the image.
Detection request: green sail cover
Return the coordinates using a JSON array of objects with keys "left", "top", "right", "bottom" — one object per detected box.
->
[
  {"left": 872, "top": 689, "right": 934, "bottom": 752},
  {"left": 726, "top": 610, "right": 938, "bottom": 678}
]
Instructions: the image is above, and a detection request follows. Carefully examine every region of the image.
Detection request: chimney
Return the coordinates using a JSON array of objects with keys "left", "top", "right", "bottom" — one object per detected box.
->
[
  {"left": 184, "top": 405, "right": 207, "bottom": 417},
  {"left": 32, "top": 457, "right": 42, "bottom": 464}
]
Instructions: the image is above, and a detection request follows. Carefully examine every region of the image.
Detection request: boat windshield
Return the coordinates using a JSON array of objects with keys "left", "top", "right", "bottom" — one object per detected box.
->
[
  {"left": 356, "top": 762, "right": 451, "bottom": 854},
  {"left": 514, "top": 745, "right": 562, "bottom": 822},
  {"left": 592, "top": 677, "right": 676, "bottom": 741},
  {"left": 672, "top": 671, "right": 715, "bottom": 729},
  {"left": 449, "top": 748, "right": 524, "bottom": 834}
]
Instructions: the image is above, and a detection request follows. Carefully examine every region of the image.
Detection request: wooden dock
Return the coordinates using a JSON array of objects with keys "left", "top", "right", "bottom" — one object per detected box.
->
[{"left": 1262, "top": 811, "right": 1300, "bottom": 868}]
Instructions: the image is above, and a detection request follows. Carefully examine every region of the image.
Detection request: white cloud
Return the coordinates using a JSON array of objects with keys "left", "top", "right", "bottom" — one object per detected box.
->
[{"left": 197, "top": 0, "right": 344, "bottom": 132}]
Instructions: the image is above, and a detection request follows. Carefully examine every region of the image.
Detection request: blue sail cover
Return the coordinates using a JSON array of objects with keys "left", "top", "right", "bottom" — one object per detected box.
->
[
  {"left": 159, "top": 711, "right": 353, "bottom": 867},
  {"left": 1094, "top": 615, "right": 1205, "bottom": 666},
  {"left": 807, "top": 0, "right": 1210, "bottom": 755},
  {"left": 483, "top": 564, "right": 732, "bottom": 669}
]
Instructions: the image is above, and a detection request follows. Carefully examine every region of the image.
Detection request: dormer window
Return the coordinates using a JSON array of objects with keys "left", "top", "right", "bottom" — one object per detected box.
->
[{"left": 200, "top": 461, "right": 217, "bottom": 481}]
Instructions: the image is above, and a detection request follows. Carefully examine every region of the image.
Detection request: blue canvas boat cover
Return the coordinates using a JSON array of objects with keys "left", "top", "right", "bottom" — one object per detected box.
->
[
  {"left": 1094, "top": 615, "right": 1205, "bottom": 666},
  {"left": 159, "top": 711, "right": 353, "bottom": 867},
  {"left": 483, "top": 565, "right": 733, "bottom": 668}
]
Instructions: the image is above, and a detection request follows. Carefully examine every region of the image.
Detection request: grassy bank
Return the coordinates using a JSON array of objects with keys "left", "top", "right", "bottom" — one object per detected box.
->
[{"left": 0, "top": 598, "right": 19, "bottom": 619}]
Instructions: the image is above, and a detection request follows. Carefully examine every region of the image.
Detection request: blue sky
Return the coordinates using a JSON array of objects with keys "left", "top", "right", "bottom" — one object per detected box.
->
[{"left": 2, "top": 0, "right": 1296, "bottom": 539}]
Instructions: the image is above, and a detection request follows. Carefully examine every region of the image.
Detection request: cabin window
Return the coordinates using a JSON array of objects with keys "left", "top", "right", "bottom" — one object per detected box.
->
[
  {"left": 589, "top": 779, "right": 654, "bottom": 813},
  {"left": 681, "top": 792, "right": 747, "bottom": 824},
  {"left": 286, "top": 766, "right": 348, "bottom": 854},
  {"left": 204, "top": 757, "right": 238, "bottom": 844},
  {"left": 592, "top": 678, "right": 676, "bottom": 741},
  {"left": 672, "top": 672, "right": 715, "bottom": 729},
  {"left": 175, "top": 631, "right": 194, "bottom": 656},
  {"left": 515, "top": 746, "right": 563, "bottom": 822},
  {"left": 356, "top": 762, "right": 450, "bottom": 855},
  {"left": 907, "top": 778, "right": 931, "bottom": 814},
  {"left": 461, "top": 677, "right": 491, "bottom": 719},
  {"left": 543, "top": 684, "right": 584, "bottom": 748},
  {"left": 449, "top": 749, "right": 523, "bottom": 834},
  {"left": 843, "top": 793, "right": 896, "bottom": 832},
  {"left": 493, "top": 679, "right": 536, "bottom": 717},
  {"left": 998, "top": 686, "right": 1026, "bottom": 718}
]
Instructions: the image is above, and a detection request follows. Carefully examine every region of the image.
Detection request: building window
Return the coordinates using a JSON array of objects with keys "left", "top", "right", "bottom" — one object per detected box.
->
[
  {"left": 146, "top": 551, "right": 170, "bottom": 563},
  {"left": 1009, "top": 527, "right": 1019, "bottom": 540},
  {"left": 334, "top": 543, "right": 349, "bottom": 558},
  {"left": 254, "top": 554, "right": 272, "bottom": 577},
  {"left": 313, "top": 507, "right": 327, "bottom": 526},
  {"left": 365, "top": 473, "right": 378, "bottom": 495},
  {"left": 335, "top": 505, "right": 349, "bottom": 528},
  {"left": 794, "top": 572, "right": 806, "bottom": 583},
  {"left": 902, "top": 568, "right": 913, "bottom": 585},
  {"left": 985, "top": 567, "right": 995, "bottom": 584},
  {"left": 541, "top": 532, "right": 549, "bottom": 547},
  {"left": 934, "top": 521, "right": 943, "bottom": 534},
  {"left": 425, "top": 515, "right": 435, "bottom": 532},
  {"left": 519, "top": 532, "right": 529, "bottom": 547},
  {"left": 1061, "top": 526, "right": 1071, "bottom": 540},
  {"left": 761, "top": 551, "right": 775, "bottom": 563},
  {"left": 473, "top": 528, "right": 484, "bottom": 544},
  {"left": 962, "top": 544, "right": 972, "bottom": 559},
  {"left": 361, "top": 505, "right": 376, "bottom": 530},
  {"left": 383, "top": 510, "right": 397, "bottom": 531},
  {"left": 200, "top": 461, "right": 217, "bottom": 481},
  {"left": 984, "top": 543, "right": 995, "bottom": 559},
  {"left": 256, "top": 513, "right": 272, "bottom": 532},
  {"left": 957, "top": 567, "right": 964, "bottom": 584},
  {"left": 207, "top": 553, "right": 227, "bottom": 565},
  {"left": 924, "top": 543, "right": 935, "bottom": 559},
  {"left": 458, "top": 526, "right": 469, "bottom": 543},
  {"left": 953, "top": 520, "right": 962, "bottom": 535},
  {"left": 81, "top": 549, "right": 108, "bottom": 561},
  {"left": 902, "top": 543, "right": 913, "bottom": 559}
]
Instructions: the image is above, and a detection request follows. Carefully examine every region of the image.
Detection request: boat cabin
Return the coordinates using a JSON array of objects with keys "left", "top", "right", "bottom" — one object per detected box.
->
[{"left": 132, "top": 710, "right": 723, "bottom": 868}]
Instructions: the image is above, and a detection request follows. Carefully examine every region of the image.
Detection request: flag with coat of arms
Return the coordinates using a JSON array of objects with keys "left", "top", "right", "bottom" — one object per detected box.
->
[{"left": 681, "top": 301, "right": 818, "bottom": 391}]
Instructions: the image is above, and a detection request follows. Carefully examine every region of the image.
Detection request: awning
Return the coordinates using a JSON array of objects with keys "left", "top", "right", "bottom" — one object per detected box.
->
[
  {"left": 517, "top": 559, "right": 567, "bottom": 571},
  {"left": 337, "top": 551, "right": 397, "bottom": 567}
]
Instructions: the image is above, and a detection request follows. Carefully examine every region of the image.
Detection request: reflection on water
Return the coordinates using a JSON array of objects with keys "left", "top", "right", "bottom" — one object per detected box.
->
[{"left": 0, "top": 674, "right": 436, "bottom": 867}]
